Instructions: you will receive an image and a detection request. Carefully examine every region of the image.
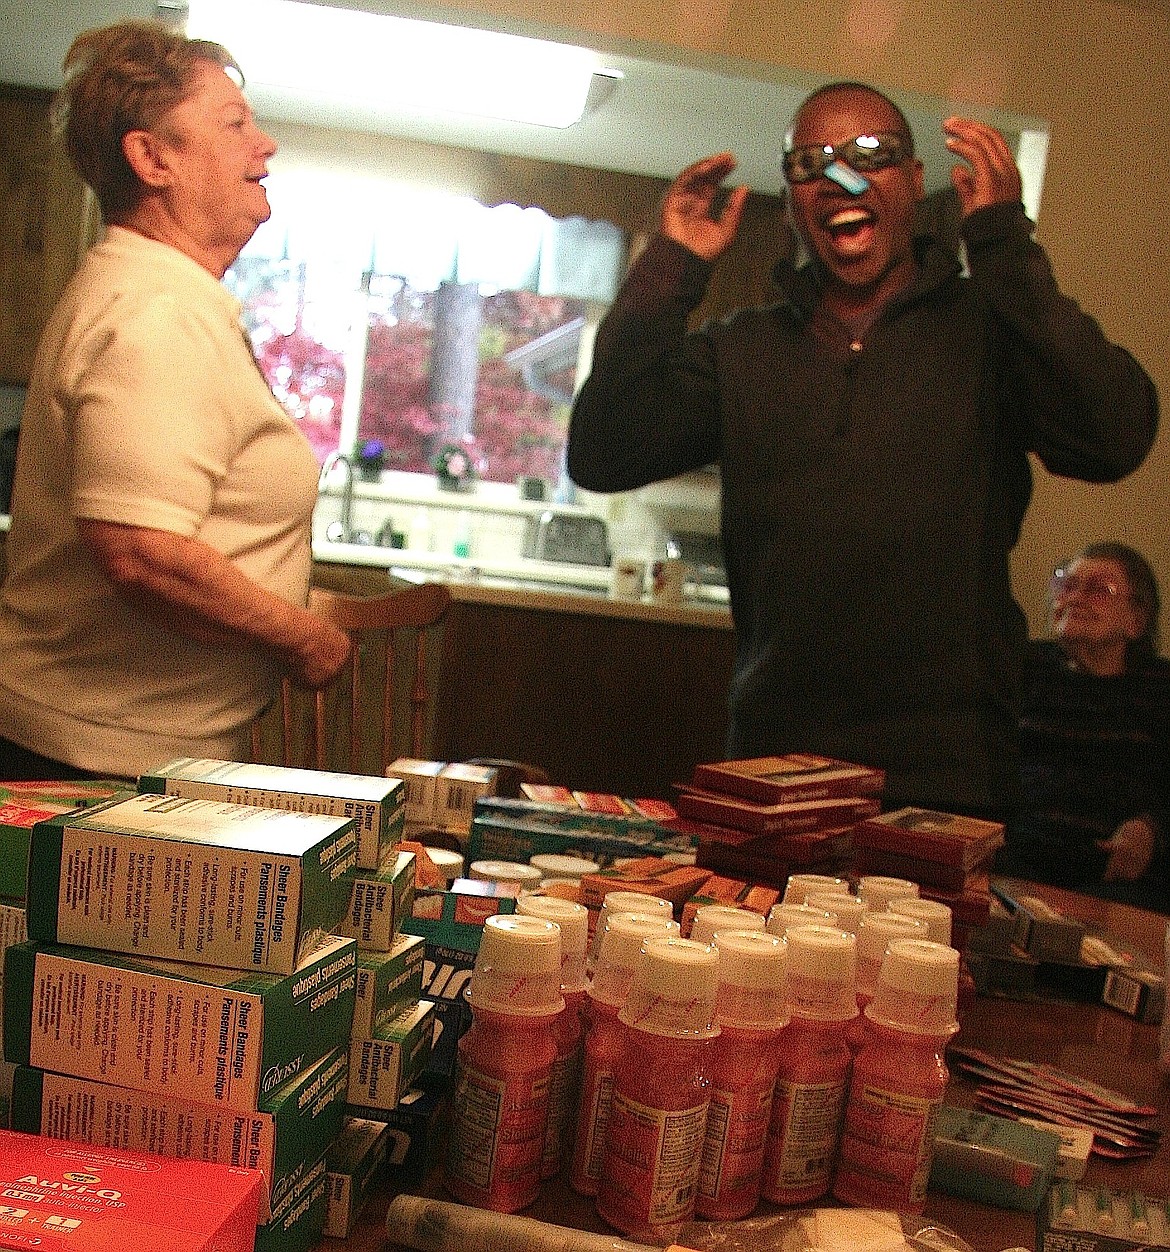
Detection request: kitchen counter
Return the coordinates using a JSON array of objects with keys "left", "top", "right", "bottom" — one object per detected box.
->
[{"left": 312, "top": 540, "right": 733, "bottom": 630}]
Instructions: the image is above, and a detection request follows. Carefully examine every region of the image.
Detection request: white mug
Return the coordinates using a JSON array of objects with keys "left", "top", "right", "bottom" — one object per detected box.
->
[
  {"left": 610, "top": 556, "right": 647, "bottom": 600},
  {"left": 649, "top": 556, "right": 686, "bottom": 603}
]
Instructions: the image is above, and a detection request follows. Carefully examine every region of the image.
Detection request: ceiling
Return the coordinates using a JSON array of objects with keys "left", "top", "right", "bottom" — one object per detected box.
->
[{"left": 0, "top": 0, "right": 1043, "bottom": 199}]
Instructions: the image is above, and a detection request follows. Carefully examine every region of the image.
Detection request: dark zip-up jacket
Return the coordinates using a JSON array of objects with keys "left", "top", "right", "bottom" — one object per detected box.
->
[{"left": 568, "top": 203, "right": 1158, "bottom": 811}]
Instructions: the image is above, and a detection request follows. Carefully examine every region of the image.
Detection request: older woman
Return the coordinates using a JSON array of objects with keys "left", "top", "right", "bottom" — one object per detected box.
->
[
  {"left": 0, "top": 20, "right": 350, "bottom": 780},
  {"left": 998, "top": 542, "right": 1170, "bottom": 911}
]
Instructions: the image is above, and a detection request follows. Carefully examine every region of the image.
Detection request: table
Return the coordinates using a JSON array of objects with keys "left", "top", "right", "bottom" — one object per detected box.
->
[{"left": 331, "top": 881, "right": 1168, "bottom": 1252}]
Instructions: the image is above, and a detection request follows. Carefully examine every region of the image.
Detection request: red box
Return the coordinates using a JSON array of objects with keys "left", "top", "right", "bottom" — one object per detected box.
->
[{"left": 0, "top": 1129, "right": 261, "bottom": 1251}]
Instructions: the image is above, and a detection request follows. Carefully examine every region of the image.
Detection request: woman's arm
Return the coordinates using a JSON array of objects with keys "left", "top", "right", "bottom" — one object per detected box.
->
[{"left": 78, "top": 520, "right": 350, "bottom": 688}]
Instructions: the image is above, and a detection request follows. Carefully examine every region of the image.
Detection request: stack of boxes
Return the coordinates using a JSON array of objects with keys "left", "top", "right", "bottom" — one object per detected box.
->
[
  {"left": 134, "top": 757, "right": 436, "bottom": 1240},
  {"left": 675, "top": 753, "right": 886, "bottom": 887},
  {"left": 2, "top": 785, "right": 361, "bottom": 1251}
]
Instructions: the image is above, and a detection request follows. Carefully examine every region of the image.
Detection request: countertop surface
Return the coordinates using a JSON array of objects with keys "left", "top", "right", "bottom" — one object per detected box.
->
[{"left": 313, "top": 540, "right": 734, "bottom": 628}]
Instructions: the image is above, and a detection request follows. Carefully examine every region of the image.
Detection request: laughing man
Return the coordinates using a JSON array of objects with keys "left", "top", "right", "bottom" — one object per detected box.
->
[{"left": 567, "top": 81, "right": 1158, "bottom": 817}]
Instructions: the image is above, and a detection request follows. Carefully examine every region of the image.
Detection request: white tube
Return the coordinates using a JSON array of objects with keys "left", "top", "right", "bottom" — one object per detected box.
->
[{"left": 386, "top": 1195, "right": 666, "bottom": 1252}]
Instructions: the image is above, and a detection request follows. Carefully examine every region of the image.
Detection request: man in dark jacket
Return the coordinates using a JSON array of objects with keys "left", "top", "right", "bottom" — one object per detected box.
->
[{"left": 567, "top": 82, "right": 1158, "bottom": 815}]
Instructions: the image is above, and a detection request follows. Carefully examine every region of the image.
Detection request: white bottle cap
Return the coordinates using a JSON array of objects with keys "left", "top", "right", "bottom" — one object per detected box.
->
[
  {"left": 469, "top": 860, "right": 543, "bottom": 890},
  {"left": 422, "top": 846, "right": 463, "bottom": 884},
  {"left": 619, "top": 936, "right": 720, "bottom": 1038},
  {"left": 783, "top": 925, "right": 857, "bottom": 1021},
  {"left": 516, "top": 895, "right": 589, "bottom": 994},
  {"left": 866, "top": 938, "right": 960, "bottom": 1035},
  {"left": 590, "top": 912, "right": 681, "bottom": 1007},
  {"left": 766, "top": 901, "right": 840, "bottom": 936},
  {"left": 855, "top": 912, "right": 931, "bottom": 997},
  {"left": 889, "top": 897, "right": 953, "bottom": 945},
  {"left": 782, "top": 874, "right": 851, "bottom": 904},
  {"left": 806, "top": 891, "right": 867, "bottom": 935},
  {"left": 467, "top": 914, "right": 565, "bottom": 1016},
  {"left": 857, "top": 875, "right": 920, "bottom": 911},
  {"left": 712, "top": 930, "right": 789, "bottom": 1030},
  {"left": 530, "top": 853, "right": 600, "bottom": 880},
  {"left": 689, "top": 904, "right": 766, "bottom": 946},
  {"left": 589, "top": 891, "right": 674, "bottom": 967}
]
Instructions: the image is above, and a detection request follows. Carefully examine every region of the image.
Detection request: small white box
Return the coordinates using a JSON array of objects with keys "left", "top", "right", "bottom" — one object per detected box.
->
[
  {"left": 434, "top": 763, "right": 498, "bottom": 834},
  {"left": 387, "top": 759, "right": 447, "bottom": 826}
]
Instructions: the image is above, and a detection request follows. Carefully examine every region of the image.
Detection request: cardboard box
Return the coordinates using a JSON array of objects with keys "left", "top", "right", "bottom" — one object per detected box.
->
[
  {"left": 26, "top": 792, "right": 358, "bottom": 974},
  {"left": 680, "top": 875, "right": 783, "bottom": 935},
  {"left": 578, "top": 857, "right": 712, "bottom": 912},
  {"left": 353, "top": 935, "right": 425, "bottom": 1038},
  {"left": 1038, "top": 1184, "right": 1170, "bottom": 1252},
  {"left": 370, "top": 1085, "right": 448, "bottom": 1178},
  {"left": 139, "top": 758, "right": 403, "bottom": 871},
  {"left": 4, "top": 937, "right": 357, "bottom": 1112},
  {"left": 929, "top": 1104, "right": 1060, "bottom": 1211},
  {"left": 401, "top": 886, "right": 516, "bottom": 1084},
  {"left": 340, "top": 849, "right": 416, "bottom": 952},
  {"left": 9, "top": 1048, "right": 347, "bottom": 1222},
  {"left": 386, "top": 759, "right": 447, "bottom": 826},
  {"left": 322, "top": 1116, "right": 389, "bottom": 1239},
  {"left": 253, "top": 1149, "right": 328, "bottom": 1252},
  {"left": 347, "top": 1000, "right": 435, "bottom": 1110},
  {"left": 433, "top": 763, "right": 498, "bottom": 834},
  {"left": 0, "top": 1126, "right": 261, "bottom": 1250}
]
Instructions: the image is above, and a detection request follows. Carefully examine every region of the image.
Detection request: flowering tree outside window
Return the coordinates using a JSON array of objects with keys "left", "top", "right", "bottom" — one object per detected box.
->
[{"left": 226, "top": 180, "right": 621, "bottom": 486}]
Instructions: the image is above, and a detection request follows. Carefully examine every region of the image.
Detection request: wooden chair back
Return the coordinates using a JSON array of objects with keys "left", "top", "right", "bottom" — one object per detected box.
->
[{"left": 252, "top": 582, "right": 451, "bottom": 775}]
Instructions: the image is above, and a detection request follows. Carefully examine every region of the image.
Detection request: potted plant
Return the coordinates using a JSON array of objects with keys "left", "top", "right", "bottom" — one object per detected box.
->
[
  {"left": 433, "top": 437, "right": 484, "bottom": 493},
  {"left": 354, "top": 438, "right": 387, "bottom": 482}
]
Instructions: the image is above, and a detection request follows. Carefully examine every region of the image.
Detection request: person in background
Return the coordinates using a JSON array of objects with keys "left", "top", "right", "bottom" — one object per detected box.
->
[
  {"left": 998, "top": 543, "right": 1170, "bottom": 910},
  {"left": 0, "top": 20, "right": 350, "bottom": 781},
  {"left": 568, "top": 81, "right": 1158, "bottom": 815}
]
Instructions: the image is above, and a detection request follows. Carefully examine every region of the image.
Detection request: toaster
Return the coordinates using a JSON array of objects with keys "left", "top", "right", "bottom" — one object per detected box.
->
[{"left": 522, "top": 510, "right": 610, "bottom": 566}]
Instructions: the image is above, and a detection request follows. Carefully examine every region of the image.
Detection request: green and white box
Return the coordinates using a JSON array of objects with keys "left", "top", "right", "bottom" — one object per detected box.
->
[
  {"left": 0, "top": 902, "right": 27, "bottom": 1038},
  {"left": 4, "top": 936, "right": 357, "bottom": 1112},
  {"left": 323, "top": 1116, "right": 389, "bottom": 1239},
  {"left": 341, "top": 850, "right": 416, "bottom": 952},
  {"left": 255, "top": 1148, "right": 328, "bottom": 1252},
  {"left": 353, "top": 934, "right": 425, "bottom": 1037},
  {"left": 347, "top": 1000, "right": 435, "bottom": 1111},
  {"left": 140, "top": 758, "right": 404, "bottom": 871},
  {"left": 9, "top": 1047, "right": 348, "bottom": 1222},
  {"left": 27, "top": 791, "right": 358, "bottom": 974}
]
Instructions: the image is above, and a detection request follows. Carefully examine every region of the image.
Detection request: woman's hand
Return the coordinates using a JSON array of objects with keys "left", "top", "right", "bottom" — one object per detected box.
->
[{"left": 1097, "top": 816, "right": 1156, "bottom": 881}]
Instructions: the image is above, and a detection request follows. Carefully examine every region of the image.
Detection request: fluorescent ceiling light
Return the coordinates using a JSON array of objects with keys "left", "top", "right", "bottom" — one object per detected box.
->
[{"left": 179, "top": 0, "right": 618, "bottom": 128}]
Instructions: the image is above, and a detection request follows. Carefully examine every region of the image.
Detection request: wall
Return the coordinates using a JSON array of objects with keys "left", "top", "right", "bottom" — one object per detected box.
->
[{"left": 398, "top": 0, "right": 1169, "bottom": 639}]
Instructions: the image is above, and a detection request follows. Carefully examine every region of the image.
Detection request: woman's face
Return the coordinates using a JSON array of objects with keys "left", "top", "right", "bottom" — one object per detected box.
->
[
  {"left": 148, "top": 59, "right": 277, "bottom": 272},
  {"left": 1050, "top": 555, "right": 1146, "bottom": 658}
]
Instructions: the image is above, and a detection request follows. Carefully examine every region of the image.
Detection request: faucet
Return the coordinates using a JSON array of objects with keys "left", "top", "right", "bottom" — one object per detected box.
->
[{"left": 319, "top": 450, "right": 354, "bottom": 543}]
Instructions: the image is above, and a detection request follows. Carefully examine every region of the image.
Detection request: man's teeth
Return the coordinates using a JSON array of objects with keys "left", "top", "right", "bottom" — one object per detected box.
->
[{"left": 827, "top": 208, "right": 871, "bottom": 228}]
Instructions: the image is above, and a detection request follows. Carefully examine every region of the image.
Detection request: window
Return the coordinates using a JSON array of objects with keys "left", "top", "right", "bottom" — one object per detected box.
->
[{"left": 226, "top": 168, "right": 625, "bottom": 485}]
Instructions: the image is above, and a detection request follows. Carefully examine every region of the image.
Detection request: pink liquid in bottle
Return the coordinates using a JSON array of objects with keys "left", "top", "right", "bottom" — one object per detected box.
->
[
  {"left": 696, "top": 930, "right": 789, "bottom": 1221},
  {"left": 833, "top": 938, "right": 960, "bottom": 1212},
  {"left": 443, "top": 914, "right": 563, "bottom": 1213},
  {"left": 596, "top": 935, "right": 719, "bottom": 1245},
  {"left": 759, "top": 924, "right": 857, "bottom": 1206},
  {"left": 569, "top": 911, "right": 680, "bottom": 1196}
]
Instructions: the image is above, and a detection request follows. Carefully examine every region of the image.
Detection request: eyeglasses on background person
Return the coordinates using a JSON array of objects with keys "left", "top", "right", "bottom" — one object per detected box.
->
[
  {"left": 782, "top": 132, "right": 910, "bottom": 184},
  {"left": 1048, "top": 565, "right": 1127, "bottom": 604}
]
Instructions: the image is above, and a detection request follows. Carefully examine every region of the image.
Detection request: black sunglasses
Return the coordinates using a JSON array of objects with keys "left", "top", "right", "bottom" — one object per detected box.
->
[{"left": 783, "top": 132, "right": 910, "bottom": 184}]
